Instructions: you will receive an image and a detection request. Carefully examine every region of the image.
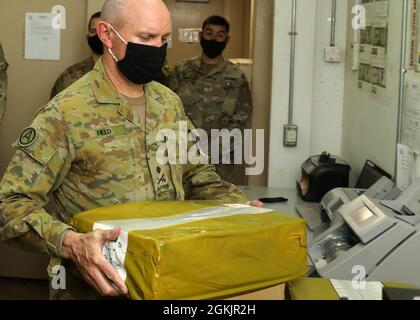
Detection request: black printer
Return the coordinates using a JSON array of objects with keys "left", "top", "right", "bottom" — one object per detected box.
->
[{"left": 297, "top": 152, "right": 351, "bottom": 203}]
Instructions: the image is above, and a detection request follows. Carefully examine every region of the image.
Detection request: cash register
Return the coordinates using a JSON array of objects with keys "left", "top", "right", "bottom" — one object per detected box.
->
[
  {"left": 296, "top": 160, "right": 397, "bottom": 232},
  {"left": 321, "top": 176, "right": 398, "bottom": 224},
  {"left": 307, "top": 179, "right": 420, "bottom": 287}
]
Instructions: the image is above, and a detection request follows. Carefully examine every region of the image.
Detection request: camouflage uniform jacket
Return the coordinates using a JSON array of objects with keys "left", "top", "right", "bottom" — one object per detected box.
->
[
  {"left": 50, "top": 57, "right": 94, "bottom": 99},
  {"left": 0, "top": 42, "right": 8, "bottom": 125},
  {"left": 168, "top": 57, "right": 252, "bottom": 137},
  {"left": 0, "top": 58, "right": 247, "bottom": 277}
]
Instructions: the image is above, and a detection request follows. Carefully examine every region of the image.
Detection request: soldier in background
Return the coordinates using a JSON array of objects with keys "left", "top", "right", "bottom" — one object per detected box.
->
[
  {"left": 168, "top": 15, "right": 253, "bottom": 186},
  {"left": 0, "top": 41, "right": 8, "bottom": 125},
  {"left": 50, "top": 11, "right": 103, "bottom": 99}
]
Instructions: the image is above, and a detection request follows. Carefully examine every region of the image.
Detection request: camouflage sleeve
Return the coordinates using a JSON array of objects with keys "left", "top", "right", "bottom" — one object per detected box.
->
[
  {"left": 0, "top": 103, "right": 75, "bottom": 257},
  {"left": 182, "top": 120, "right": 248, "bottom": 204},
  {"left": 228, "top": 74, "right": 253, "bottom": 131}
]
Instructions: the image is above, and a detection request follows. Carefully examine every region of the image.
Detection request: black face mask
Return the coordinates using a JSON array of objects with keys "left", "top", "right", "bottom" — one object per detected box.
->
[
  {"left": 115, "top": 43, "right": 167, "bottom": 85},
  {"left": 88, "top": 34, "right": 104, "bottom": 56},
  {"left": 108, "top": 24, "right": 167, "bottom": 85},
  {"left": 200, "top": 38, "right": 227, "bottom": 59}
]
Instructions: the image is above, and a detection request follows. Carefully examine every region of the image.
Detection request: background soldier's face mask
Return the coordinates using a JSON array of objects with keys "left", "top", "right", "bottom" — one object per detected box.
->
[
  {"left": 88, "top": 34, "right": 104, "bottom": 56},
  {"left": 200, "top": 38, "right": 227, "bottom": 59},
  {"left": 107, "top": 23, "right": 167, "bottom": 85}
]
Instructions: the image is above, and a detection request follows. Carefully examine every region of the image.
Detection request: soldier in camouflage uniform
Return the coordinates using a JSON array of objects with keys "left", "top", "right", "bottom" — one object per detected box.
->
[
  {"left": 0, "top": 41, "right": 8, "bottom": 125},
  {"left": 168, "top": 16, "right": 252, "bottom": 186},
  {"left": 0, "top": 0, "right": 248, "bottom": 300},
  {"left": 50, "top": 11, "right": 170, "bottom": 99}
]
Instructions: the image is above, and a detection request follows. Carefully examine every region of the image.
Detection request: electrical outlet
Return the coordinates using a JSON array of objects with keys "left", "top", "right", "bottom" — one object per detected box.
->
[
  {"left": 325, "top": 46, "right": 341, "bottom": 63},
  {"left": 284, "top": 125, "right": 298, "bottom": 147},
  {"left": 178, "top": 28, "right": 201, "bottom": 43}
]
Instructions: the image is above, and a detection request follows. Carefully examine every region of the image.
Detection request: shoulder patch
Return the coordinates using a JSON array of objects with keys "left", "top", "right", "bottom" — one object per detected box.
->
[
  {"left": 18, "top": 127, "right": 38, "bottom": 147},
  {"left": 15, "top": 127, "right": 56, "bottom": 166}
]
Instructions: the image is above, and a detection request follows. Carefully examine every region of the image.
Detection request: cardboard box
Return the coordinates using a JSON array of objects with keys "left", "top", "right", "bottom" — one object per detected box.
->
[
  {"left": 72, "top": 201, "right": 307, "bottom": 300},
  {"left": 227, "top": 284, "right": 285, "bottom": 300}
]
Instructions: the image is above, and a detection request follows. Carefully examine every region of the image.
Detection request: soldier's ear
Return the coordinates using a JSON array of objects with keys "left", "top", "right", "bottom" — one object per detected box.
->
[
  {"left": 97, "top": 21, "right": 112, "bottom": 49},
  {"left": 199, "top": 31, "right": 203, "bottom": 41},
  {"left": 226, "top": 35, "right": 231, "bottom": 45}
]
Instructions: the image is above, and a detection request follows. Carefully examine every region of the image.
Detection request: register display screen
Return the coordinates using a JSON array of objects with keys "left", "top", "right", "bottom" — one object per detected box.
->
[{"left": 351, "top": 206, "right": 376, "bottom": 226}]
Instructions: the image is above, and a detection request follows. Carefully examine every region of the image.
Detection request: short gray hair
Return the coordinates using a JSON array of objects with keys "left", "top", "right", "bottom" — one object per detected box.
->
[{"left": 101, "top": 0, "right": 127, "bottom": 27}]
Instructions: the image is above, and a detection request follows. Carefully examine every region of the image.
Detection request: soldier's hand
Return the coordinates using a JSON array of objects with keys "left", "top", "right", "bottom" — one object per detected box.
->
[
  {"left": 61, "top": 228, "right": 129, "bottom": 297},
  {"left": 249, "top": 200, "right": 265, "bottom": 208}
]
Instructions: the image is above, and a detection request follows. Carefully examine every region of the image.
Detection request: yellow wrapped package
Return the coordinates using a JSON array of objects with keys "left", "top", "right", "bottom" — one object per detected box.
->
[{"left": 71, "top": 201, "right": 307, "bottom": 300}]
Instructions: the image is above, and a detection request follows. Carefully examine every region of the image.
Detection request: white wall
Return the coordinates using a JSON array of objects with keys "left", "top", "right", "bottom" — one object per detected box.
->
[
  {"left": 268, "top": 0, "right": 348, "bottom": 188},
  {"left": 310, "top": 0, "right": 347, "bottom": 156}
]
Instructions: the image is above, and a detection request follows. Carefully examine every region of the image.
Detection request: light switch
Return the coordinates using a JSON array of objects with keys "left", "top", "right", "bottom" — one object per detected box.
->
[{"left": 325, "top": 46, "right": 341, "bottom": 63}]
